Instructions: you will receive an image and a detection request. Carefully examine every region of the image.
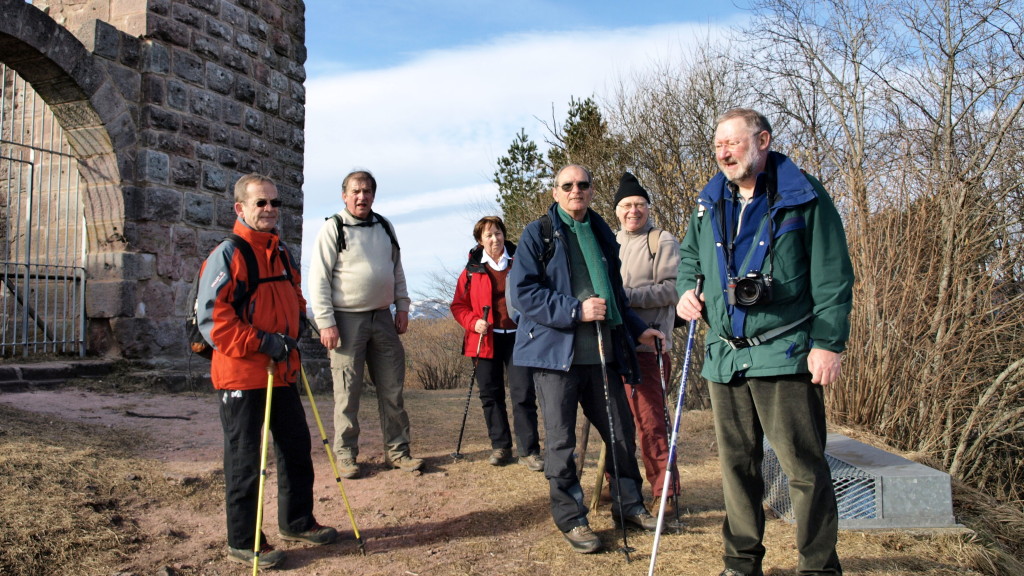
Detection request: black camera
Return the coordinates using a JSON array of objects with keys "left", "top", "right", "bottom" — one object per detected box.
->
[{"left": 727, "top": 272, "right": 773, "bottom": 307}]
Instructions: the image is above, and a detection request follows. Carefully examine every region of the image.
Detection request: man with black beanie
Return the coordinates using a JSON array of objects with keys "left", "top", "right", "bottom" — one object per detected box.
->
[{"left": 614, "top": 172, "right": 683, "bottom": 528}]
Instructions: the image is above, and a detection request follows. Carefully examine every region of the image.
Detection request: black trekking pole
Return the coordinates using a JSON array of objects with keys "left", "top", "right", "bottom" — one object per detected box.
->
[
  {"left": 592, "top": 296, "right": 634, "bottom": 563},
  {"left": 649, "top": 274, "right": 703, "bottom": 576},
  {"left": 652, "top": 323, "right": 682, "bottom": 529},
  {"left": 452, "top": 305, "right": 489, "bottom": 460}
]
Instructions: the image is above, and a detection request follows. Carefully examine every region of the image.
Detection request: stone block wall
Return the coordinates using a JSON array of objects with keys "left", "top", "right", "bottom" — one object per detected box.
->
[{"left": 25, "top": 0, "right": 308, "bottom": 362}]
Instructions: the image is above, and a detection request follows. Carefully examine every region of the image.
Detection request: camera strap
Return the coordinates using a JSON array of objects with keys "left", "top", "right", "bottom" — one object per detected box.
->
[{"left": 720, "top": 312, "right": 813, "bottom": 349}]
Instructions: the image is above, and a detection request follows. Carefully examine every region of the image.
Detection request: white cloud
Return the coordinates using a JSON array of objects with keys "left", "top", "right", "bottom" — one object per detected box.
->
[{"left": 301, "top": 21, "right": 732, "bottom": 294}]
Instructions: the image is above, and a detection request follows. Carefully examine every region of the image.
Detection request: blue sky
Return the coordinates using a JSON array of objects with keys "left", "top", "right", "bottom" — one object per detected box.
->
[{"left": 298, "top": 1, "right": 745, "bottom": 299}]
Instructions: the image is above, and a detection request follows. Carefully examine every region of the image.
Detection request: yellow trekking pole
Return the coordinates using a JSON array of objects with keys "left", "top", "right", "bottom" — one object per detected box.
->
[
  {"left": 252, "top": 364, "right": 275, "bottom": 575},
  {"left": 300, "top": 366, "right": 366, "bottom": 555}
]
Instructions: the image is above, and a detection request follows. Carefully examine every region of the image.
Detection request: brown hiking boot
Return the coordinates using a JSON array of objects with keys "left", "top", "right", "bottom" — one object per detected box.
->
[
  {"left": 227, "top": 544, "right": 285, "bottom": 569},
  {"left": 337, "top": 457, "right": 359, "bottom": 479},
  {"left": 488, "top": 448, "right": 513, "bottom": 466},
  {"left": 562, "top": 524, "right": 601, "bottom": 553},
  {"left": 388, "top": 454, "right": 424, "bottom": 472},
  {"left": 612, "top": 509, "right": 659, "bottom": 531},
  {"left": 518, "top": 452, "right": 544, "bottom": 472}
]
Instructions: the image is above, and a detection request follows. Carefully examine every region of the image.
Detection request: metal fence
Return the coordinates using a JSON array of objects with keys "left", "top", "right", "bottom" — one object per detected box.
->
[{"left": 1, "top": 63, "right": 86, "bottom": 357}]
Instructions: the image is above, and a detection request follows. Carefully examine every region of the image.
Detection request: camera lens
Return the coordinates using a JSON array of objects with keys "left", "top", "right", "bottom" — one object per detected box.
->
[{"left": 734, "top": 278, "right": 762, "bottom": 306}]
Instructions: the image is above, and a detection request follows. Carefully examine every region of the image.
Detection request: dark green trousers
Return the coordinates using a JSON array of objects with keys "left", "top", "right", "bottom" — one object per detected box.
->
[{"left": 709, "top": 374, "right": 842, "bottom": 576}]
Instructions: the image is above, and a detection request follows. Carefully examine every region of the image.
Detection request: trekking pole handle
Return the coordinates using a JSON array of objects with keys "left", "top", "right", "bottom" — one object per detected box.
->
[
  {"left": 650, "top": 322, "right": 663, "bottom": 356},
  {"left": 478, "top": 305, "right": 490, "bottom": 345}
]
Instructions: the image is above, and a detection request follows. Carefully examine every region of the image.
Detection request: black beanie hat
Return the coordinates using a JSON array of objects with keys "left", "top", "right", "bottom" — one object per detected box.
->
[{"left": 614, "top": 172, "right": 650, "bottom": 206}]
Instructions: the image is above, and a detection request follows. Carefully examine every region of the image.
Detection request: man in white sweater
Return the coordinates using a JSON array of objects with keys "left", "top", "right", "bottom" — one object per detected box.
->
[{"left": 308, "top": 169, "right": 422, "bottom": 479}]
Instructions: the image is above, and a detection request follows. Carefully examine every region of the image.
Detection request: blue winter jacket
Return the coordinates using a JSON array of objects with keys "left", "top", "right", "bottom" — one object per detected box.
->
[{"left": 508, "top": 203, "right": 648, "bottom": 383}]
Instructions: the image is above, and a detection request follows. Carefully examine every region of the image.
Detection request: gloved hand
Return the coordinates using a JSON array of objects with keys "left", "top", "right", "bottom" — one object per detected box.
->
[{"left": 259, "top": 332, "right": 298, "bottom": 362}]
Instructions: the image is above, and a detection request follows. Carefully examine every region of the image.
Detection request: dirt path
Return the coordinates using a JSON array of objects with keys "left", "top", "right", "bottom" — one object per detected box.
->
[{"left": 0, "top": 385, "right": 977, "bottom": 576}]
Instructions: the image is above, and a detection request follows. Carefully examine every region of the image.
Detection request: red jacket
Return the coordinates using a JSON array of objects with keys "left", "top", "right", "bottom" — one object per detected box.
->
[
  {"left": 197, "top": 219, "right": 305, "bottom": 390},
  {"left": 450, "top": 243, "right": 517, "bottom": 359}
]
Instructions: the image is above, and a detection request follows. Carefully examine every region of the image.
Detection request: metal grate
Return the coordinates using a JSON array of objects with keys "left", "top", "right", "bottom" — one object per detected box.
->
[
  {"left": 761, "top": 434, "right": 880, "bottom": 520},
  {"left": 1, "top": 63, "right": 86, "bottom": 357},
  {"left": 761, "top": 434, "right": 958, "bottom": 530},
  {"left": 762, "top": 438, "right": 880, "bottom": 522}
]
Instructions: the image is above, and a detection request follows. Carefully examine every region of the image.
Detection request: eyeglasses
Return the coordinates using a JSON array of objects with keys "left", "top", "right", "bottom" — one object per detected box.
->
[
  {"left": 559, "top": 181, "right": 591, "bottom": 192},
  {"left": 253, "top": 199, "right": 282, "bottom": 208},
  {"left": 617, "top": 202, "right": 648, "bottom": 210}
]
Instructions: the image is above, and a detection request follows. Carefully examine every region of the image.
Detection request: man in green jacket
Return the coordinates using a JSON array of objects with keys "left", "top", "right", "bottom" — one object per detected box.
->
[{"left": 676, "top": 108, "right": 853, "bottom": 576}]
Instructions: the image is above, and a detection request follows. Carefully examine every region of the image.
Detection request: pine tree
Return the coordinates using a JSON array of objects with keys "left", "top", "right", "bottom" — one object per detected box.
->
[
  {"left": 545, "top": 96, "right": 625, "bottom": 223},
  {"left": 493, "top": 128, "right": 551, "bottom": 241}
]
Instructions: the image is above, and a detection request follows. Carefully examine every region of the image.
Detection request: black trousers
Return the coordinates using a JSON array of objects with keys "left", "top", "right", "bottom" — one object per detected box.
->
[
  {"left": 475, "top": 331, "right": 540, "bottom": 456},
  {"left": 534, "top": 365, "right": 646, "bottom": 532},
  {"left": 219, "top": 384, "right": 317, "bottom": 550}
]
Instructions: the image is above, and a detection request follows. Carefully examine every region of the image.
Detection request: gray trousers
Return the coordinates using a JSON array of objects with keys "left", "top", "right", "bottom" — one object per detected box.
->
[
  {"left": 710, "top": 373, "right": 842, "bottom": 576},
  {"left": 328, "top": 309, "right": 412, "bottom": 462}
]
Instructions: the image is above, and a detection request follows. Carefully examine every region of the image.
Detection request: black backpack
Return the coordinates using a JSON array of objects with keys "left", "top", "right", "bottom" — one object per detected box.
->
[
  {"left": 328, "top": 211, "right": 399, "bottom": 256},
  {"left": 185, "top": 234, "right": 292, "bottom": 359}
]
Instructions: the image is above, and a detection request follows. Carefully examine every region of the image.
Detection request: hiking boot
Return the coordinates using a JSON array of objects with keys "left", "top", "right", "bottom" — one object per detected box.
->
[
  {"left": 337, "top": 457, "right": 359, "bottom": 479},
  {"left": 659, "top": 514, "right": 686, "bottom": 532},
  {"left": 562, "top": 524, "right": 601, "bottom": 554},
  {"left": 488, "top": 448, "right": 513, "bottom": 466},
  {"left": 719, "top": 569, "right": 756, "bottom": 576},
  {"left": 227, "top": 544, "right": 285, "bottom": 569},
  {"left": 388, "top": 454, "right": 424, "bottom": 472},
  {"left": 280, "top": 523, "right": 338, "bottom": 545},
  {"left": 612, "top": 509, "right": 658, "bottom": 531},
  {"left": 518, "top": 452, "right": 544, "bottom": 472}
]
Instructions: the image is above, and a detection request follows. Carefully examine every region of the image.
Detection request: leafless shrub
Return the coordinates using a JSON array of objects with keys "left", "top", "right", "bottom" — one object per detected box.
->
[
  {"left": 748, "top": 0, "right": 1024, "bottom": 502},
  {"left": 405, "top": 317, "right": 467, "bottom": 390}
]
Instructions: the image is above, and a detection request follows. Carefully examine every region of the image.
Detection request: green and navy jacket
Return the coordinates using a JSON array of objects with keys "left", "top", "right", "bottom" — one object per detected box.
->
[{"left": 677, "top": 151, "right": 854, "bottom": 383}]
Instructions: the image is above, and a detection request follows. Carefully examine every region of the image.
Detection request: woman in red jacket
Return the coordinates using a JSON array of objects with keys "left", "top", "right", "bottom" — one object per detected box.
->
[{"left": 451, "top": 216, "right": 543, "bottom": 470}]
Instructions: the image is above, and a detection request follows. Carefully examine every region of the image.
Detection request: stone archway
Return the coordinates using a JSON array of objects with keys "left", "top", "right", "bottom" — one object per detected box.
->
[
  {"left": 1, "top": 0, "right": 309, "bottom": 363},
  {"left": 0, "top": 0, "right": 134, "bottom": 256},
  {"left": 1, "top": 0, "right": 144, "bottom": 357}
]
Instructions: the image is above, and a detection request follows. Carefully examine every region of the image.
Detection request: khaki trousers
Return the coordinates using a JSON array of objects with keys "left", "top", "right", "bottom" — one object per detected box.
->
[{"left": 328, "top": 309, "right": 412, "bottom": 462}]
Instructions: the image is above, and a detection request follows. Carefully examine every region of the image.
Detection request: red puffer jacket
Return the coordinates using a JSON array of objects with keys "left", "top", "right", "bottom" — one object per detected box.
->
[{"left": 450, "top": 242, "right": 517, "bottom": 359}]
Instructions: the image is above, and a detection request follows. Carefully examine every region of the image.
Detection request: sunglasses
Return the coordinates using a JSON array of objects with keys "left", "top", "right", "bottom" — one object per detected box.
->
[
  {"left": 559, "top": 181, "right": 591, "bottom": 192},
  {"left": 253, "top": 199, "right": 283, "bottom": 208}
]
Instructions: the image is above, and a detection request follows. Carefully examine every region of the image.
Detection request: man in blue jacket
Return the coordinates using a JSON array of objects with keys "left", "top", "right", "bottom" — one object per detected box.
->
[
  {"left": 509, "top": 164, "right": 665, "bottom": 554},
  {"left": 676, "top": 109, "right": 853, "bottom": 576}
]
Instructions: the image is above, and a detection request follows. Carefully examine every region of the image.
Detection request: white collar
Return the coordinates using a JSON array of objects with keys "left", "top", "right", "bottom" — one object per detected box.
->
[{"left": 482, "top": 247, "right": 510, "bottom": 271}]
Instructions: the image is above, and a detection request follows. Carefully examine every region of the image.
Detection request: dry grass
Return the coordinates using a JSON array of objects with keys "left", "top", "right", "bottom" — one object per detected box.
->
[{"left": 0, "top": 385, "right": 1020, "bottom": 576}]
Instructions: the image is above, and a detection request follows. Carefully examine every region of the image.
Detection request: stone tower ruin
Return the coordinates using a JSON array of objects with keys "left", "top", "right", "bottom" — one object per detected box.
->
[{"left": 0, "top": 0, "right": 307, "bottom": 363}]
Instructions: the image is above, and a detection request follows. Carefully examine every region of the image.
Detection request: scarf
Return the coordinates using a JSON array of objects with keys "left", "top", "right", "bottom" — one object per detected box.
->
[{"left": 557, "top": 206, "right": 622, "bottom": 327}]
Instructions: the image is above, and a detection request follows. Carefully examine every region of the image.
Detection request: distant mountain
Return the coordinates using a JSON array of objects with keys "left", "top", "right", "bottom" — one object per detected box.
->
[
  {"left": 304, "top": 301, "right": 450, "bottom": 322},
  {"left": 409, "top": 300, "right": 450, "bottom": 320}
]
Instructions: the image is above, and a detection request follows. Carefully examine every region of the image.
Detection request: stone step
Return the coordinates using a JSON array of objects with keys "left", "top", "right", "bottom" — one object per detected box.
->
[
  {"left": 0, "top": 359, "right": 115, "bottom": 391},
  {"left": 0, "top": 379, "right": 68, "bottom": 393}
]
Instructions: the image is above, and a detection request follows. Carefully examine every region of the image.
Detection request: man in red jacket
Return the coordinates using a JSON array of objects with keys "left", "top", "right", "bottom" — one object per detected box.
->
[{"left": 196, "top": 173, "right": 336, "bottom": 568}]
